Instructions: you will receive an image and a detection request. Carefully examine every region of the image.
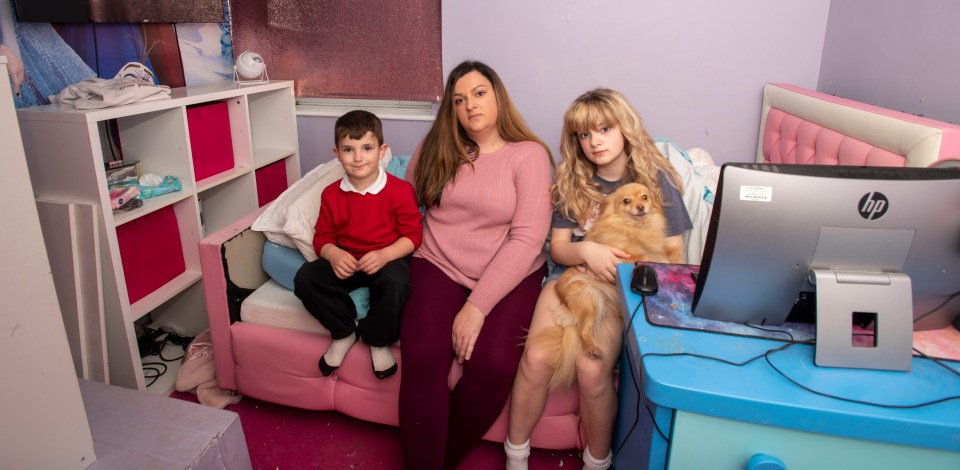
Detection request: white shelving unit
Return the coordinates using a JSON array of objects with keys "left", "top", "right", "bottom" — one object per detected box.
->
[{"left": 17, "top": 80, "right": 300, "bottom": 394}]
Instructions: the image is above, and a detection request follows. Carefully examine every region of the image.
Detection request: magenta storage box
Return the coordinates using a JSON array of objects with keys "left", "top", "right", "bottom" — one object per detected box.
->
[
  {"left": 187, "top": 101, "right": 235, "bottom": 181},
  {"left": 116, "top": 206, "right": 186, "bottom": 304},
  {"left": 255, "top": 159, "right": 288, "bottom": 207}
]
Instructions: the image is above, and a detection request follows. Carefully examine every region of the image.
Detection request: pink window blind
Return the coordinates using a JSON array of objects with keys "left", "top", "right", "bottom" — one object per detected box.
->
[{"left": 231, "top": 0, "right": 442, "bottom": 102}]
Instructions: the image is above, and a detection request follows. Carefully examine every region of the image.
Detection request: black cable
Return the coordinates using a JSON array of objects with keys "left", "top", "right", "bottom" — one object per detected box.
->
[
  {"left": 142, "top": 362, "right": 167, "bottom": 387},
  {"left": 912, "top": 347, "right": 960, "bottom": 379},
  {"left": 764, "top": 349, "right": 960, "bottom": 409},
  {"left": 913, "top": 290, "right": 960, "bottom": 324},
  {"left": 744, "top": 323, "right": 796, "bottom": 342},
  {"left": 613, "top": 298, "right": 667, "bottom": 461}
]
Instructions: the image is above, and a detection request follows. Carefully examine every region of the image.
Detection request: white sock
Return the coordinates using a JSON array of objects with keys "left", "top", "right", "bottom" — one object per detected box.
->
[
  {"left": 504, "top": 438, "right": 530, "bottom": 470},
  {"left": 370, "top": 346, "right": 396, "bottom": 372},
  {"left": 322, "top": 334, "right": 357, "bottom": 367},
  {"left": 582, "top": 446, "right": 612, "bottom": 470}
]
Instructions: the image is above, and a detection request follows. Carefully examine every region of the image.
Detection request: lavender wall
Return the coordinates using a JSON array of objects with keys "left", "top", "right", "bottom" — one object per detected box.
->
[
  {"left": 297, "top": 116, "right": 431, "bottom": 169},
  {"left": 818, "top": 0, "right": 960, "bottom": 125},
  {"left": 297, "top": 1, "right": 832, "bottom": 170},
  {"left": 442, "top": 0, "right": 830, "bottom": 165}
]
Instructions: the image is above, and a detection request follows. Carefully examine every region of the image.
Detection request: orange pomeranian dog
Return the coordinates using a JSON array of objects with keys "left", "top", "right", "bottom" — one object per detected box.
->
[{"left": 529, "top": 182, "right": 683, "bottom": 390}]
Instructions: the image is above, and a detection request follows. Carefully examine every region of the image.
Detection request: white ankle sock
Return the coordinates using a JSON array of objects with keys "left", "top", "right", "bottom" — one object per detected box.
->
[
  {"left": 322, "top": 334, "right": 357, "bottom": 367},
  {"left": 504, "top": 438, "right": 530, "bottom": 470},
  {"left": 582, "top": 446, "right": 612, "bottom": 470},
  {"left": 370, "top": 346, "right": 396, "bottom": 372}
]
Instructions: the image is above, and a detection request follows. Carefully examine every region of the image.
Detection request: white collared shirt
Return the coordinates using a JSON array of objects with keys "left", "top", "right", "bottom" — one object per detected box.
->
[{"left": 339, "top": 165, "right": 387, "bottom": 195}]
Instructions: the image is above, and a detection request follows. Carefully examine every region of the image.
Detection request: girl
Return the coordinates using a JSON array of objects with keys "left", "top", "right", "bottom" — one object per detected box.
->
[
  {"left": 399, "top": 61, "right": 554, "bottom": 469},
  {"left": 505, "top": 88, "right": 692, "bottom": 470}
]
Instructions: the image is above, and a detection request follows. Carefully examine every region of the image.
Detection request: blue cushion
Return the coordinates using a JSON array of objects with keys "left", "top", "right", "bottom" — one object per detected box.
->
[
  {"left": 261, "top": 241, "right": 371, "bottom": 319},
  {"left": 257, "top": 156, "right": 411, "bottom": 318}
]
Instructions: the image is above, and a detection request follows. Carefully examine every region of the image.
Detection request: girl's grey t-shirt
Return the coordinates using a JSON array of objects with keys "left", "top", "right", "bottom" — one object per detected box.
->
[{"left": 548, "top": 172, "right": 693, "bottom": 277}]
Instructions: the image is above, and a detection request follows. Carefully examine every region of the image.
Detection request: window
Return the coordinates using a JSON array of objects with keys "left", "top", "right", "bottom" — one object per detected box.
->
[{"left": 231, "top": 0, "right": 442, "bottom": 103}]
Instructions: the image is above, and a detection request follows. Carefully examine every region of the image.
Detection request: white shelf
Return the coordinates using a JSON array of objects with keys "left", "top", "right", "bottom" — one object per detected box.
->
[
  {"left": 112, "top": 190, "right": 195, "bottom": 227},
  {"left": 196, "top": 165, "right": 253, "bottom": 193},
  {"left": 129, "top": 269, "right": 203, "bottom": 322},
  {"left": 18, "top": 80, "right": 301, "bottom": 392},
  {"left": 253, "top": 147, "right": 298, "bottom": 168}
]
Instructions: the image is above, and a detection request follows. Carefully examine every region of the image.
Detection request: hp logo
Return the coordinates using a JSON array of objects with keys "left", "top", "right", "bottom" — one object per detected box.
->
[{"left": 858, "top": 192, "right": 888, "bottom": 220}]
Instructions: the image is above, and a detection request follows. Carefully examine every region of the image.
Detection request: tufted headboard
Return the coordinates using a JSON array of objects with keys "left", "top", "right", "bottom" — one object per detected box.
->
[{"left": 757, "top": 83, "right": 960, "bottom": 168}]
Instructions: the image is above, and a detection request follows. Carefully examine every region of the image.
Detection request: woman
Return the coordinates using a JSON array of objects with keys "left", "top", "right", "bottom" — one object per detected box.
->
[{"left": 399, "top": 60, "right": 554, "bottom": 469}]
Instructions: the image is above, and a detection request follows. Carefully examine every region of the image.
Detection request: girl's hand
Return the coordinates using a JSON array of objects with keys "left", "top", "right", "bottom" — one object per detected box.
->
[
  {"left": 357, "top": 250, "right": 386, "bottom": 274},
  {"left": 580, "top": 241, "right": 629, "bottom": 283},
  {"left": 452, "top": 302, "right": 485, "bottom": 363}
]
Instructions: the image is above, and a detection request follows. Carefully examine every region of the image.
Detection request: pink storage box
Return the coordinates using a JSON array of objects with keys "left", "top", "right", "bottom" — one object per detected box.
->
[
  {"left": 255, "top": 159, "right": 288, "bottom": 207},
  {"left": 116, "top": 205, "right": 186, "bottom": 304},
  {"left": 188, "top": 101, "right": 235, "bottom": 181}
]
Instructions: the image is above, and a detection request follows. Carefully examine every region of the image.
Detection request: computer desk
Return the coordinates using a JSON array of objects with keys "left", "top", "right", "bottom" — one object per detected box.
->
[{"left": 613, "top": 263, "right": 960, "bottom": 469}]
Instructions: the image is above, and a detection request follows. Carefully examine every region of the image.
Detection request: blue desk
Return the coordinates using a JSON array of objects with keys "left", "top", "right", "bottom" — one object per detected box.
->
[{"left": 613, "top": 263, "right": 960, "bottom": 469}]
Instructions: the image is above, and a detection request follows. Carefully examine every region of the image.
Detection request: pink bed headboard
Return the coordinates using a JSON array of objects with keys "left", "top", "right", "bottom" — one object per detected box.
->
[{"left": 758, "top": 83, "right": 960, "bottom": 168}]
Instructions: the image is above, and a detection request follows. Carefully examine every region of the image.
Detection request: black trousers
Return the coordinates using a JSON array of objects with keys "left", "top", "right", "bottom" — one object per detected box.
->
[{"left": 293, "top": 256, "right": 410, "bottom": 347}]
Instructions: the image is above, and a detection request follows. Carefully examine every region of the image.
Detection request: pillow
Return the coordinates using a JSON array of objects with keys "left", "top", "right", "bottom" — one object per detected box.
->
[{"left": 252, "top": 148, "right": 393, "bottom": 261}]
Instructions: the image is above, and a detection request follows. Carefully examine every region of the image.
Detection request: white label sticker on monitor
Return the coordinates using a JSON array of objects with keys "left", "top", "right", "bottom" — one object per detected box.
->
[{"left": 740, "top": 185, "right": 772, "bottom": 202}]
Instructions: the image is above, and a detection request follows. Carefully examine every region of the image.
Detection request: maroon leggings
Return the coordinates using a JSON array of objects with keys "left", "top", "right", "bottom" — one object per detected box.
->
[{"left": 398, "top": 257, "right": 546, "bottom": 469}]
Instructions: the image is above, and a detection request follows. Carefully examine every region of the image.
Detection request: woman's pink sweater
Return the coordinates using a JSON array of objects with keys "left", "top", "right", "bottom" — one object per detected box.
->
[{"left": 405, "top": 141, "right": 552, "bottom": 314}]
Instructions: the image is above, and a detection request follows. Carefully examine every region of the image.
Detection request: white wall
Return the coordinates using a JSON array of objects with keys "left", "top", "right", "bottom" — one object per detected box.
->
[{"left": 442, "top": 0, "right": 831, "bottom": 165}]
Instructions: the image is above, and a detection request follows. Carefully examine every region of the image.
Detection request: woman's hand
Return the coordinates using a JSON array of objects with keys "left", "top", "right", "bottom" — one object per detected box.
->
[
  {"left": 579, "top": 241, "right": 629, "bottom": 283},
  {"left": 452, "top": 302, "right": 485, "bottom": 363}
]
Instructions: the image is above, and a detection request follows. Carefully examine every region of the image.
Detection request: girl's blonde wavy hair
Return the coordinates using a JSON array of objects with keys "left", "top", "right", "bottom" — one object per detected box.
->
[
  {"left": 553, "top": 88, "right": 683, "bottom": 226},
  {"left": 413, "top": 61, "right": 553, "bottom": 207}
]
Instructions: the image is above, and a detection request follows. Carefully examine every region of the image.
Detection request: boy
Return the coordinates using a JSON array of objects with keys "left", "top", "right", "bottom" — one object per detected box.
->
[{"left": 293, "top": 110, "right": 422, "bottom": 379}]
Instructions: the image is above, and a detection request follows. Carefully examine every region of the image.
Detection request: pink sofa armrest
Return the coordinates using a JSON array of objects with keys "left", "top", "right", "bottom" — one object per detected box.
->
[{"left": 200, "top": 207, "right": 271, "bottom": 390}]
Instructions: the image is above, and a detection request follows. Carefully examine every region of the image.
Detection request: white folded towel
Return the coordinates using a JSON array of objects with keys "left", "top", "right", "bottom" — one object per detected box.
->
[{"left": 50, "top": 77, "right": 171, "bottom": 110}]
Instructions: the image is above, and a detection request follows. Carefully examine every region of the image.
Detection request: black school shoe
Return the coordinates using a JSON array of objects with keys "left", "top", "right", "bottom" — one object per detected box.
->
[{"left": 373, "top": 361, "right": 398, "bottom": 380}]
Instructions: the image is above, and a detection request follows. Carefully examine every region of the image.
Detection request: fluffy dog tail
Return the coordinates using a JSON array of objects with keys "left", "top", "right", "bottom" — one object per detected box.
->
[
  {"left": 527, "top": 270, "right": 622, "bottom": 391},
  {"left": 527, "top": 306, "right": 582, "bottom": 391}
]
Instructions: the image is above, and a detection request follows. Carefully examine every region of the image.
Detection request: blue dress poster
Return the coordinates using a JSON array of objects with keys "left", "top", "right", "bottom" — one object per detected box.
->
[{"left": 2, "top": 0, "right": 233, "bottom": 109}]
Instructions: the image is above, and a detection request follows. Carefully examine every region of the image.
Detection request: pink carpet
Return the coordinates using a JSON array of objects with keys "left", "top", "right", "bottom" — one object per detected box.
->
[{"left": 171, "top": 391, "right": 579, "bottom": 469}]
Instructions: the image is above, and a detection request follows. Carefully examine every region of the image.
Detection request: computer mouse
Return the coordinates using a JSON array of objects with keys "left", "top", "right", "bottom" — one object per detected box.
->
[{"left": 631, "top": 263, "right": 658, "bottom": 295}]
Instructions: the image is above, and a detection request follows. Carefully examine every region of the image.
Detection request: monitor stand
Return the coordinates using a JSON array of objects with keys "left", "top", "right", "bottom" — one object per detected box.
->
[{"left": 809, "top": 269, "right": 913, "bottom": 371}]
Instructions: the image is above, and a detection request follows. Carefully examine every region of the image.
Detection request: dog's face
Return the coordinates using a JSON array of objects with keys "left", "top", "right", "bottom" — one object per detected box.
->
[{"left": 600, "top": 182, "right": 662, "bottom": 220}]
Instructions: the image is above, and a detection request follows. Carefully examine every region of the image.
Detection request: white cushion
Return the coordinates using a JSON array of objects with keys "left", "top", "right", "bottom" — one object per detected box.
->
[
  {"left": 240, "top": 279, "right": 330, "bottom": 335},
  {"left": 252, "top": 148, "right": 392, "bottom": 261}
]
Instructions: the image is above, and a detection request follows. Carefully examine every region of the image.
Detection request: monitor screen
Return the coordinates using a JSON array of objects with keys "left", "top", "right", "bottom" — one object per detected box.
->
[{"left": 692, "top": 163, "right": 960, "bottom": 331}]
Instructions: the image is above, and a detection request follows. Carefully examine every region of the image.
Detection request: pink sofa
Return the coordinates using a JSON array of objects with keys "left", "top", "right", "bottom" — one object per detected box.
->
[{"left": 199, "top": 208, "right": 587, "bottom": 450}]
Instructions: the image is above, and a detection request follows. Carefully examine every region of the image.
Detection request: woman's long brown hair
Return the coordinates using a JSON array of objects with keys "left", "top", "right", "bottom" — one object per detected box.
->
[{"left": 413, "top": 61, "right": 552, "bottom": 207}]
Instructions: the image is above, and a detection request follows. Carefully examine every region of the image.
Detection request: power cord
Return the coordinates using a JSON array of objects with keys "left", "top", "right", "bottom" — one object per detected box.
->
[
  {"left": 613, "top": 297, "right": 667, "bottom": 459},
  {"left": 139, "top": 327, "right": 194, "bottom": 386},
  {"left": 913, "top": 290, "right": 960, "bottom": 324}
]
